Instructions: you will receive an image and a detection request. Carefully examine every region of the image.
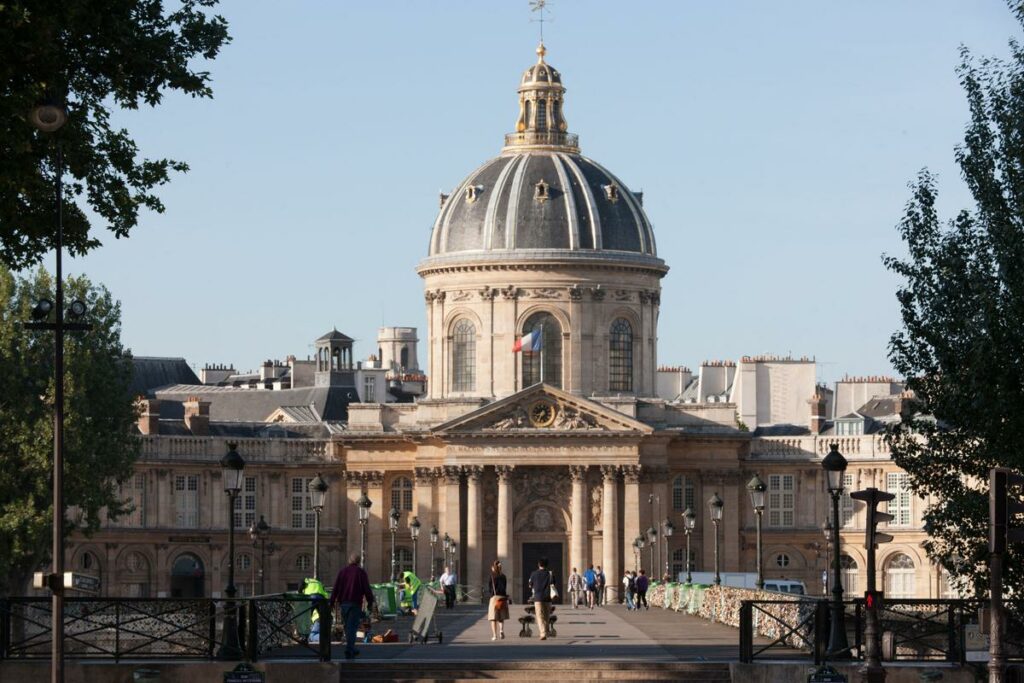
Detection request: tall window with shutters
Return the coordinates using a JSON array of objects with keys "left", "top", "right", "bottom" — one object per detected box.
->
[
  {"left": 886, "top": 472, "right": 912, "bottom": 526},
  {"left": 117, "top": 474, "right": 146, "bottom": 527},
  {"left": 234, "top": 476, "right": 257, "bottom": 529},
  {"left": 767, "top": 474, "right": 795, "bottom": 528},
  {"left": 174, "top": 475, "right": 199, "bottom": 528},
  {"left": 840, "top": 473, "right": 855, "bottom": 527},
  {"left": 291, "top": 477, "right": 316, "bottom": 529}
]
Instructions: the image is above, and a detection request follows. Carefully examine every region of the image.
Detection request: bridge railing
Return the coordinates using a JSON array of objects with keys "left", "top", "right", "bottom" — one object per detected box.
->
[{"left": 0, "top": 595, "right": 332, "bottom": 662}]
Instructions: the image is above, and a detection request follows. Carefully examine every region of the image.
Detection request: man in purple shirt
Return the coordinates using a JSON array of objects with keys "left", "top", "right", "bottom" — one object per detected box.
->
[{"left": 329, "top": 553, "right": 375, "bottom": 659}]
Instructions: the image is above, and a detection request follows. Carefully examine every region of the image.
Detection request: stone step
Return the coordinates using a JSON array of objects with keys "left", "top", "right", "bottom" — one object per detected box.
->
[{"left": 338, "top": 661, "right": 733, "bottom": 681}]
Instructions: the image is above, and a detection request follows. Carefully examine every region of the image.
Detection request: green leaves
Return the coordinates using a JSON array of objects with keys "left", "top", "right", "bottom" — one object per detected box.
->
[
  {"left": 0, "top": 1, "right": 230, "bottom": 269},
  {"left": 885, "top": 2, "right": 1024, "bottom": 608},
  {"left": 0, "top": 267, "right": 139, "bottom": 595}
]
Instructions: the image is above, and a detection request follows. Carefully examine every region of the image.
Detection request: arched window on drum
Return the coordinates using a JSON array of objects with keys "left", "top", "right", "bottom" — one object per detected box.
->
[
  {"left": 450, "top": 319, "right": 476, "bottom": 392},
  {"left": 520, "top": 312, "right": 562, "bottom": 388},
  {"left": 609, "top": 318, "right": 634, "bottom": 393}
]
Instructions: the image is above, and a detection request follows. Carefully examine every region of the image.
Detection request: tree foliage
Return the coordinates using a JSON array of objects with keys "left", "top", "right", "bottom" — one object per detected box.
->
[
  {"left": 0, "top": 1, "right": 230, "bottom": 269},
  {"left": 0, "top": 268, "right": 139, "bottom": 596},
  {"left": 884, "top": 2, "right": 1024, "bottom": 604}
]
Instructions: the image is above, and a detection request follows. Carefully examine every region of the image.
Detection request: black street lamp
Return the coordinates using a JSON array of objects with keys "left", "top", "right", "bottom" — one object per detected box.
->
[
  {"left": 249, "top": 515, "right": 273, "bottom": 595},
  {"left": 410, "top": 516, "right": 421, "bottom": 576},
  {"left": 747, "top": 474, "right": 767, "bottom": 590},
  {"left": 218, "top": 443, "right": 246, "bottom": 659},
  {"left": 443, "top": 532, "right": 452, "bottom": 569},
  {"left": 388, "top": 506, "right": 400, "bottom": 582},
  {"left": 822, "top": 442, "right": 850, "bottom": 658},
  {"left": 632, "top": 537, "right": 641, "bottom": 571},
  {"left": 24, "top": 99, "right": 82, "bottom": 683},
  {"left": 662, "top": 519, "right": 675, "bottom": 579},
  {"left": 708, "top": 492, "right": 724, "bottom": 585},
  {"left": 682, "top": 508, "right": 696, "bottom": 584},
  {"left": 308, "top": 474, "right": 329, "bottom": 580},
  {"left": 648, "top": 493, "right": 662, "bottom": 574},
  {"left": 429, "top": 524, "right": 439, "bottom": 579},
  {"left": 646, "top": 525, "right": 658, "bottom": 574},
  {"left": 357, "top": 493, "right": 372, "bottom": 567}
]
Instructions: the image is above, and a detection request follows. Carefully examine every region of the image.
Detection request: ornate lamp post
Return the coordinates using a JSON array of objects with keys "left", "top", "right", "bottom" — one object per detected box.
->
[
  {"left": 822, "top": 520, "right": 833, "bottom": 595},
  {"left": 648, "top": 493, "right": 661, "bottom": 573},
  {"left": 388, "top": 506, "right": 400, "bottom": 582},
  {"left": 429, "top": 525, "right": 439, "bottom": 579},
  {"left": 662, "top": 519, "right": 675, "bottom": 579},
  {"left": 308, "top": 474, "right": 329, "bottom": 580},
  {"left": 646, "top": 526, "right": 657, "bottom": 574},
  {"left": 682, "top": 508, "right": 696, "bottom": 584},
  {"left": 635, "top": 535, "right": 645, "bottom": 572},
  {"left": 451, "top": 540, "right": 459, "bottom": 583},
  {"left": 409, "top": 516, "right": 421, "bottom": 576},
  {"left": 747, "top": 474, "right": 767, "bottom": 590},
  {"left": 708, "top": 492, "right": 724, "bottom": 585},
  {"left": 631, "top": 537, "right": 640, "bottom": 571},
  {"left": 357, "top": 493, "right": 372, "bottom": 567},
  {"left": 249, "top": 515, "right": 274, "bottom": 594},
  {"left": 218, "top": 443, "right": 246, "bottom": 659},
  {"left": 822, "top": 442, "right": 850, "bottom": 658}
]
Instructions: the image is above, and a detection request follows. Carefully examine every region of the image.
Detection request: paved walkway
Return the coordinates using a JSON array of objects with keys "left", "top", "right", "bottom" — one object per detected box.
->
[{"left": 322, "top": 602, "right": 763, "bottom": 662}]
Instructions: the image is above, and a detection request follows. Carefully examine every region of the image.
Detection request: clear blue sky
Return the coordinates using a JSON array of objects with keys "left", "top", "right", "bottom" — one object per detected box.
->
[{"left": 58, "top": 0, "right": 1016, "bottom": 384}]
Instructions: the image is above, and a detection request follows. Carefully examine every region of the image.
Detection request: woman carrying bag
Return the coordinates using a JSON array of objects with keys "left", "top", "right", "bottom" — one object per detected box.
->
[{"left": 487, "top": 560, "right": 510, "bottom": 640}]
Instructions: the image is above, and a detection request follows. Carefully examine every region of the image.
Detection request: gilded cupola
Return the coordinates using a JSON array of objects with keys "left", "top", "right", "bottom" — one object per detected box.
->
[{"left": 504, "top": 43, "right": 577, "bottom": 153}]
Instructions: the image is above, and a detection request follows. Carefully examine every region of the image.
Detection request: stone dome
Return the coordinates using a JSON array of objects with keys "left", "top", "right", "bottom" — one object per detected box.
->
[
  {"left": 422, "top": 43, "right": 662, "bottom": 269},
  {"left": 427, "top": 152, "right": 657, "bottom": 258}
]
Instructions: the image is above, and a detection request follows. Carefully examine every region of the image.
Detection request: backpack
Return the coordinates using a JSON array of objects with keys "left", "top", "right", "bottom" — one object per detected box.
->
[{"left": 627, "top": 575, "right": 636, "bottom": 592}]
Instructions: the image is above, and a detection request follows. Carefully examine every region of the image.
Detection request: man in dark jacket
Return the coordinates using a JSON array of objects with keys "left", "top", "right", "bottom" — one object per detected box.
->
[
  {"left": 635, "top": 569, "right": 650, "bottom": 610},
  {"left": 329, "top": 553, "right": 375, "bottom": 659},
  {"left": 528, "top": 557, "right": 554, "bottom": 640}
]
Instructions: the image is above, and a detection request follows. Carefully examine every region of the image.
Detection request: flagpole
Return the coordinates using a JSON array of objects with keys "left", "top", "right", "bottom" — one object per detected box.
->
[{"left": 539, "top": 324, "right": 544, "bottom": 384}]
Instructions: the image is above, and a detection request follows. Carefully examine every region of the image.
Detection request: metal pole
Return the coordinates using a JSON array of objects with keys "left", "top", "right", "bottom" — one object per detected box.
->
[
  {"left": 713, "top": 519, "right": 721, "bottom": 585},
  {"left": 313, "top": 508, "right": 321, "bottom": 580},
  {"left": 359, "top": 520, "right": 367, "bottom": 568},
  {"left": 430, "top": 541, "right": 435, "bottom": 579},
  {"left": 990, "top": 550, "right": 1005, "bottom": 683},
  {"left": 685, "top": 531, "right": 692, "bottom": 584},
  {"left": 863, "top": 522, "right": 885, "bottom": 683},
  {"left": 413, "top": 536, "right": 418, "bottom": 577},
  {"left": 755, "top": 510, "right": 764, "bottom": 590},
  {"left": 51, "top": 140, "right": 65, "bottom": 683},
  {"left": 827, "top": 490, "right": 849, "bottom": 658},
  {"left": 219, "top": 492, "right": 241, "bottom": 659},
  {"left": 390, "top": 529, "right": 396, "bottom": 583},
  {"left": 259, "top": 538, "right": 266, "bottom": 595},
  {"left": 649, "top": 542, "right": 655, "bottom": 575}
]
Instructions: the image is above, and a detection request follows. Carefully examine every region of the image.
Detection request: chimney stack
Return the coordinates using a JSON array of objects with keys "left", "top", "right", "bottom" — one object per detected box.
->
[
  {"left": 136, "top": 398, "right": 161, "bottom": 435},
  {"left": 808, "top": 393, "right": 827, "bottom": 434},
  {"left": 183, "top": 396, "right": 211, "bottom": 436}
]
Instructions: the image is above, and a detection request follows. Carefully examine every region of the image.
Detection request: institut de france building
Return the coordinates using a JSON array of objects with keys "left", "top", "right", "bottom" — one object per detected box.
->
[{"left": 64, "top": 45, "right": 944, "bottom": 604}]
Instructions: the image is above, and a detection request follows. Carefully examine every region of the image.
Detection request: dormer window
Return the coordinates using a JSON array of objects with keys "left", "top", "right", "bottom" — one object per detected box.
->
[
  {"left": 603, "top": 184, "right": 619, "bottom": 203},
  {"left": 534, "top": 179, "right": 550, "bottom": 203},
  {"left": 465, "top": 185, "right": 483, "bottom": 203}
]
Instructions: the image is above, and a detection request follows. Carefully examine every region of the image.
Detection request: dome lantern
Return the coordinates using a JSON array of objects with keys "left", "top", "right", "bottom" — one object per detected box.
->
[{"left": 505, "top": 43, "right": 577, "bottom": 153}]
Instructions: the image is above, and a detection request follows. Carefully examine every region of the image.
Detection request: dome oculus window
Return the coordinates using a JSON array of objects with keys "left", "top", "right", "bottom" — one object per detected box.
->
[
  {"left": 534, "top": 179, "right": 550, "bottom": 203},
  {"left": 465, "top": 185, "right": 483, "bottom": 203},
  {"left": 603, "top": 184, "right": 619, "bottom": 204}
]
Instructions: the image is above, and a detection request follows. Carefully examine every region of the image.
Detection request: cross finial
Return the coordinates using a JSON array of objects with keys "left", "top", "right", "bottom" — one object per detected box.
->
[{"left": 530, "top": 0, "right": 552, "bottom": 45}]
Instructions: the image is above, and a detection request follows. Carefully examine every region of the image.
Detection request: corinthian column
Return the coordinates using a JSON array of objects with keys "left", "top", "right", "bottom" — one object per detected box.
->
[
  {"left": 465, "top": 465, "right": 484, "bottom": 602},
  {"left": 601, "top": 465, "right": 620, "bottom": 604},
  {"left": 496, "top": 465, "right": 515, "bottom": 600},
  {"left": 570, "top": 466, "right": 588, "bottom": 575}
]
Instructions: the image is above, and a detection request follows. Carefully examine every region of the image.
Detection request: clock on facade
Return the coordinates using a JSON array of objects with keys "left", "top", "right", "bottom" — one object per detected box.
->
[{"left": 528, "top": 400, "right": 557, "bottom": 427}]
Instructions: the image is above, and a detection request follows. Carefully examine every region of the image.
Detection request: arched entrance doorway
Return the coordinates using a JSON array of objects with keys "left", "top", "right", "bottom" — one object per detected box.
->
[{"left": 171, "top": 553, "right": 205, "bottom": 598}]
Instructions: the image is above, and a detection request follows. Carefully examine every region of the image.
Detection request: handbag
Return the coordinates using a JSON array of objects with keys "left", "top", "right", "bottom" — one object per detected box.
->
[{"left": 549, "top": 571, "right": 559, "bottom": 600}]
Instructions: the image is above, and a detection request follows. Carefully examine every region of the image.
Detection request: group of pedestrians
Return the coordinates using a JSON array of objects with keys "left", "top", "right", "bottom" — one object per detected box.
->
[
  {"left": 567, "top": 564, "right": 607, "bottom": 608},
  {"left": 622, "top": 568, "right": 650, "bottom": 610}
]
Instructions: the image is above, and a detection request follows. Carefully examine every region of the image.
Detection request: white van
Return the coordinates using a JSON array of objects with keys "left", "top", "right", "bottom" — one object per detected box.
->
[{"left": 762, "top": 579, "right": 806, "bottom": 595}]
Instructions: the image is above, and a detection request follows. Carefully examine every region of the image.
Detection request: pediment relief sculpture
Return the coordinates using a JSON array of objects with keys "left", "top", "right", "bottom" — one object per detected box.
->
[{"left": 484, "top": 399, "right": 606, "bottom": 431}]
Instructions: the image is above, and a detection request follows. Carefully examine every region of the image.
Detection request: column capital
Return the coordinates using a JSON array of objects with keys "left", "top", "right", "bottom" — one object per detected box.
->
[
  {"left": 363, "top": 471, "right": 385, "bottom": 489},
  {"left": 414, "top": 467, "right": 437, "bottom": 485},
  {"left": 600, "top": 465, "right": 620, "bottom": 483},
  {"left": 442, "top": 465, "right": 462, "bottom": 485},
  {"left": 343, "top": 471, "right": 364, "bottom": 489},
  {"left": 621, "top": 465, "right": 642, "bottom": 484},
  {"left": 463, "top": 465, "right": 484, "bottom": 482},
  {"left": 569, "top": 465, "right": 589, "bottom": 482},
  {"left": 495, "top": 465, "right": 516, "bottom": 482}
]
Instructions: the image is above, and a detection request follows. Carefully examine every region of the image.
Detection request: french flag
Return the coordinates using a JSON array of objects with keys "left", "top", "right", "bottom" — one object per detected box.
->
[{"left": 513, "top": 329, "right": 542, "bottom": 353}]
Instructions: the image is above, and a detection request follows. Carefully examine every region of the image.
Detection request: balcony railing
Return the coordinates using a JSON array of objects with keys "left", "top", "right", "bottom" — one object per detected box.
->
[
  {"left": 139, "top": 436, "right": 329, "bottom": 462},
  {"left": 503, "top": 130, "right": 579, "bottom": 149}
]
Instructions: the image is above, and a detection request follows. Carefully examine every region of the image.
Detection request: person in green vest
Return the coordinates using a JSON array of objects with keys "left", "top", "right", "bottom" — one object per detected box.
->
[
  {"left": 303, "top": 577, "right": 329, "bottom": 644},
  {"left": 397, "top": 571, "right": 422, "bottom": 614}
]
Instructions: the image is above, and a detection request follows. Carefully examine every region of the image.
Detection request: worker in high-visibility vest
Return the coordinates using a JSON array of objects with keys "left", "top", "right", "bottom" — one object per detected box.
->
[
  {"left": 303, "top": 577, "right": 329, "bottom": 643},
  {"left": 398, "top": 571, "right": 422, "bottom": 613}
]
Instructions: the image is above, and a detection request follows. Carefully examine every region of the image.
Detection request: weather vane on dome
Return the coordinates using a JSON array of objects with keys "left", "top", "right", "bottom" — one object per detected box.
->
[{"left": 530, "top": 0, "right": 552, "bottom": 44}]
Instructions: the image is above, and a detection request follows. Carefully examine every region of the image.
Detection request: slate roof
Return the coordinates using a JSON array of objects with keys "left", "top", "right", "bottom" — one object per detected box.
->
[
  {"left": 751, "top": 424, "right": 813, "bottom": 437},
  {"left": 152, "top": 420, "right": 331, "bottom": 438},
  {"left": 154, "top": 384, "right": 358, "bottom": 423},
  {"left": 317, "top": 329, "right": 354, "bottom": 343},
  {"left": 130, "top": 357, "right": 201, "bottom": 397}
]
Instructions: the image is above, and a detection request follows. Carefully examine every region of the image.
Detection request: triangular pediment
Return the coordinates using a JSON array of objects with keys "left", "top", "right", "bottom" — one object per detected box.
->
[{"left": 433, "top": 384, "right": 653, "bottom": 435}]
